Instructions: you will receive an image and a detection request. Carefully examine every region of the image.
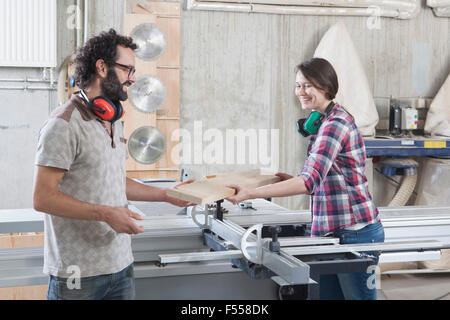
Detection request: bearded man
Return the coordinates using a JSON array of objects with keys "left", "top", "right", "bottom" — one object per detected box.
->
[{"left": 33, "top": 29, "right": 190, "bottom": 300}]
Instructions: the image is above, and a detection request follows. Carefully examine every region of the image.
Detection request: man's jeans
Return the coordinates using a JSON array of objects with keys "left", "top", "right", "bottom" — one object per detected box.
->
[
  {"left": 47, "top": 263, "right": 135, "bottom": 300},
  {"left": 319, "top": 222, "right": 385, "bottom": 300}
]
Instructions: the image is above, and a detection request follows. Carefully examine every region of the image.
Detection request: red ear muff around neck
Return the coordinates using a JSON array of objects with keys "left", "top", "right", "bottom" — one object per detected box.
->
[
  {"left": 115, "top": 102, "right": 125, "bottom": 122},
  {"left": 91, "top": 96, "right": 118, "bottom": 122}
]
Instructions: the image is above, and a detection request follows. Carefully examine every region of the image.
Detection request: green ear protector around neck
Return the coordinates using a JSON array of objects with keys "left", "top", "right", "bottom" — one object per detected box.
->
[{"left": 296, "top": 102, "right": 335, "bottom": 137}]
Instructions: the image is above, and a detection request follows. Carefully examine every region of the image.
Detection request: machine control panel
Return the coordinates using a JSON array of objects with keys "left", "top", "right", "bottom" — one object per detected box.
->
[{"left": 401, "top": 107, "right": 419, "bottom": 130}]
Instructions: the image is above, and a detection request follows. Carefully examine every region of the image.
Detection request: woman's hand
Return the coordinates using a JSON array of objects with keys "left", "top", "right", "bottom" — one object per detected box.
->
[
  {"left": 226, "top": 184, "right": 251, "bottom": 205},
  {"left": 275, "top": 172, "right": 293, "bottom": 181},
  {"left": 165, "top": 179, "right": 196, "bottom": 207}
]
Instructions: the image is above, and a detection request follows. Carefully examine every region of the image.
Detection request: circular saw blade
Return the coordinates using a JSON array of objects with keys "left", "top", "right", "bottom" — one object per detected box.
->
[
  {"left": 129, "top": 76, "right": 167, "bottom": 113},
  {"left": 131, "top": 23, "right": 166, "bottom": 61},
  {"left": 128, "top": 126, "right": 166, "bottom": 164}
]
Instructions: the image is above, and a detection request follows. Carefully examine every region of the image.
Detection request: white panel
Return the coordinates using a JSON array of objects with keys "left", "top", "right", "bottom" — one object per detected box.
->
[{"left": 0, "top": 0, "right": 57, "bottom": 67}]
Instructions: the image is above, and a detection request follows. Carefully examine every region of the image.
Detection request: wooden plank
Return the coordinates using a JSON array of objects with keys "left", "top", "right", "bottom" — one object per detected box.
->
[
  {"left": 0, "top": 233, "right": 47, "bottom": 299},
  {"left": 124, "top": 12, "right": 158, "bottom": 171},
  {"left": 10, "top": 233, "right": 44, "bottom": 247},
  {"left": 0, "top": 285, "right": 47, "bottom": 300},
  {"left": 0, "top": 234, "right": 12, "bottom": 248},
  {"left": 155, "top": 68, "right": 179, "bottom": 116},
  {"left": 124, "top": 3, "right": 180, "bottom": 175},
  {"left": 131, "top": 1, "right": 181, "bottom": 16},
  {"left": 166, "top": 169, "right": 281, "bottom": 205},
  {"left": 156, "top": 16, "right": 180, "bottom": 67}
]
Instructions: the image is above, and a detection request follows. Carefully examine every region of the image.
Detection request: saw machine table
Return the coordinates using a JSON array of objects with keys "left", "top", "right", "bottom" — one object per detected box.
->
[{"left": 1, "top": 196, "right": 450, "bottom": 299}]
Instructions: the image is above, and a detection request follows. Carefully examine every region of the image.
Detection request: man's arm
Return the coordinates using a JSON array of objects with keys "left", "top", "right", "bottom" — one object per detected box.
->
[
  {"left": 126, "top": 177, "right": 194, "bottom": 207},
  {"left": 125, "top": 177, "right": 168, "bottom": 202},
  {"left": 33, "top": 165, "right": 144, "bottom": 234}
]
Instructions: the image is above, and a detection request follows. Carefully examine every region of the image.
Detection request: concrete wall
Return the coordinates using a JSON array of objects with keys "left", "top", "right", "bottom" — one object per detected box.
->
[
  {"left": 0, "top": 0, "right": 122, "bottom": 209},
  {"left": 179, "top": 1, "right": 450, "bottom": 211},
  {"left": 0, "top": 0, "right": 449, "bottom": 210}
]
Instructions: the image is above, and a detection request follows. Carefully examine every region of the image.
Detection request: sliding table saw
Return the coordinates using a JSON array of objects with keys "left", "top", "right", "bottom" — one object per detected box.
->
[{"left": 1, "top": 183, "right": 450, "bottom": 299}]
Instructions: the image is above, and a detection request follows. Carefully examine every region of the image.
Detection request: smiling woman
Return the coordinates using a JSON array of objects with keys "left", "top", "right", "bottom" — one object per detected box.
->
[
  {"left": 226, "top": 57, "right": 384, "bottom": 300},
  {"left": 295, "top": 58, "right": 339, "bottom": 113}
]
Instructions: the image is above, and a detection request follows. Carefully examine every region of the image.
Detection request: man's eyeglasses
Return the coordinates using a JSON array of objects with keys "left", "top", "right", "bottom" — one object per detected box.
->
[{"left": 112, "top": 62, "right": 136, "bottom": 78}]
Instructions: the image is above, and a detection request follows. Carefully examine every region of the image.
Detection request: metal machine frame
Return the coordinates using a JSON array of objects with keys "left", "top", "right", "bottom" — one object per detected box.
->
[{"left": 1, "top": 200, "right": 450, "bottom": 299}]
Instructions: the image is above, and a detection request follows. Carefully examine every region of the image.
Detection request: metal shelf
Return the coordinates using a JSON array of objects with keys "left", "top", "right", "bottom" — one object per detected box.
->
[{"left": 364, "top": 137, "right": 450, "bottom": 157}]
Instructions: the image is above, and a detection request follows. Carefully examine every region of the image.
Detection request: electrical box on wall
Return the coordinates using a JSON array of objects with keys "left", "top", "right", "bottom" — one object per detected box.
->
[
  {"left": 401, "top": 108, "right": 419, "bottom": 130},
  {"left": 389, "top": 98, "right": 420, "bottom": 135}
]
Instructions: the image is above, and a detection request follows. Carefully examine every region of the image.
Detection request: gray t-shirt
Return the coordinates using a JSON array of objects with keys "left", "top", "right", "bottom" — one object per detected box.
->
[{"left": 35, "top": 94, "right": 133, "bottom": 278}]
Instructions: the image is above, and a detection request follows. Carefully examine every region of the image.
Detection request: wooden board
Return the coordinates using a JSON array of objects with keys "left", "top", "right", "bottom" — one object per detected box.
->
[
  {"left": 156, "top": 118, "right": 179, "bottom": 169},
  {"left": 0, "top": 233, "right": 47, "bottom": 300},
  {"left": 166, "top": 169, "right": 282, "bottom": 205},
  {"left": 155, "top": 68, "right": 180, "bottom": 117},
  {"left": 124, "top": 1, "right": 181, "bottom": 179},
  {"left": 0, "top": 285, "right": 47, "bottom": 300},
  {"left": 124, "top": 13, "right": 158, "bottom": 172}
]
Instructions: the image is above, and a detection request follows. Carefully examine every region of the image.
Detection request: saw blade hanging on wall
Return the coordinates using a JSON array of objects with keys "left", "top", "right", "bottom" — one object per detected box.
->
[
  {"left": 128, "top": 126, "right": 166, "bottom": 164},
  {"left": 129, "top": 75, "right": 167, "bottom": 113},
  {"left": 131, "top": 23, "right": 167, "bottom": 61}
]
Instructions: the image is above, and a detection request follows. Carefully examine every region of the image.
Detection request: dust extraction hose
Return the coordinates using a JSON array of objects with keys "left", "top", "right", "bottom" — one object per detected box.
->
[{"left": 388, "top": 174, "right": 417, "bottom": 207}]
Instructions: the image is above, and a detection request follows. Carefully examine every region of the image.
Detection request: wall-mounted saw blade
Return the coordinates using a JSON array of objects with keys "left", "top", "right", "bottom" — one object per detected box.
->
[
  {"left": 131, "top": 23, "right": 166, "bottom": 61},
  {"left": 129, "top": 75, "right": 167, "bottom": 113},
  {"left": 128, "top": 126, "right": 166, "bottom": 164}
]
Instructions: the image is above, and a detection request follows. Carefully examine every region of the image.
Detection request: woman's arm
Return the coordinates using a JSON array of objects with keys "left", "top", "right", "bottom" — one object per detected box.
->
[{"left": 226, "top": 176, "right": 308, "bottom": 204}]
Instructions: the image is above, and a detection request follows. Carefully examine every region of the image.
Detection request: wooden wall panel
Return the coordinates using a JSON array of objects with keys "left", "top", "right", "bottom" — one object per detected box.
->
[
  {"left": 155, "top": 119, "right": 180, "bottom": 169},
  {"left": 124, "top": 1, "right": 181, "bottom": 179},
  {"left": 0, "top": 233, "right": 47, "bottom": 300},
  {"left": 156, "top": 68, "right": 180, "bottom": 116}
]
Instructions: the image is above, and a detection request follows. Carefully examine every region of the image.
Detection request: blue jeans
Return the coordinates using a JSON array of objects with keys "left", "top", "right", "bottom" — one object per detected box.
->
[
  {"left": 320, "top": 222, "right": 385, "bottom": 300},
  {"left": 47, "top": 263, "right": 135, "bottom": 300}
]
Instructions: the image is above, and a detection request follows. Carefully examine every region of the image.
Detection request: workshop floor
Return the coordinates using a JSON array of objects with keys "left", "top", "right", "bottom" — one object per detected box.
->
[{"left": 378, "top": 273, "right": 450, "bottom": 300}]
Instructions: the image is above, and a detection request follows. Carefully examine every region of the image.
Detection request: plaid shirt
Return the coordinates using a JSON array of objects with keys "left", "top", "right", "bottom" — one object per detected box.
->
[{"left": 300, "top": 104, "right": 380, "bottom": 237}]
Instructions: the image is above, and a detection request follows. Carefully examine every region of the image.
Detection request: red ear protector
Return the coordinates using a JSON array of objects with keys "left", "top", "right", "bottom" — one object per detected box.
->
[{"left": 80, "top": 90, "right": 124, "bottom": 122}]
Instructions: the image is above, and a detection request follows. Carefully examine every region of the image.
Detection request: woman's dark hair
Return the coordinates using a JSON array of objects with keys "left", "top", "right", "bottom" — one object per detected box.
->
[
  {"left": 296, "top": 58, "right": 339, "bottom": 100},
  {"left": 74, "top": 29, "right": 137, "bottom": 89}
]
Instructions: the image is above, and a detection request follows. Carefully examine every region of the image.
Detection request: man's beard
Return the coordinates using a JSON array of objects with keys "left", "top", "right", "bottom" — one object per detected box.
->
[{"left": 101, "top": 68, "right": 132, "bottom": 102}]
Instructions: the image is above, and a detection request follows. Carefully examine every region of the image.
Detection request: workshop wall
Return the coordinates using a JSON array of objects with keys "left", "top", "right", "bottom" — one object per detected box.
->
[
  {"left": 179, "top": 2, "right": 450, "bottom": 211},
  {"left": 0, "top": 0, "right": 122, "bottom": 209},
  {"left": 0, "top": 0, "right": 449, "bottom": 210}
]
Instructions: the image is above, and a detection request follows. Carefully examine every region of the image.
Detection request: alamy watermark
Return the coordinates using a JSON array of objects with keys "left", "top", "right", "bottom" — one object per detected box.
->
[
  {"left": 170, "top": 121, "right": 280, "bottom": 171},
  {"left": 66, "top": 5, "right": 82, "bottom": 31},
  {"left": 366, "top": 265, "right": 381, "bottom": 290},
  {"left": 366, "top": 6, "right": 382, "bottom": 30},
  {"left": 66, "top": 265, "right": 81, "bottom": 290}
]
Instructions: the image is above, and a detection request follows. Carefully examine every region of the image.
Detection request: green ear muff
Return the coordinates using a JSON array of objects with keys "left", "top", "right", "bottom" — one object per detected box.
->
[
  {"left": 296, "top": 102, "right": 336, "bottom": 137},
  {"left": 296, "top": 112, "right": 325, "bottom": 137}
]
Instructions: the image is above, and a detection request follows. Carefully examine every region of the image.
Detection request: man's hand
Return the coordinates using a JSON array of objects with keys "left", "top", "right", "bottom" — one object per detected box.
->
[
  {"left": 275, "top": 172, "right": 294, "bottom": 181},
  {"left": 101, "top": 206, "right": 145, "bottom": 234},
  {"left": 225, "top": 184, "right": 251, "bottom": 205}
]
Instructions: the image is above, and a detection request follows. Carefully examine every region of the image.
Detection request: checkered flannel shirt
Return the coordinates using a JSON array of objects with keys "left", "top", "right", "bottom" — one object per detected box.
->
[{"left": 299, "top": 104, "right": 380, "bottom": 237}]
